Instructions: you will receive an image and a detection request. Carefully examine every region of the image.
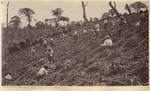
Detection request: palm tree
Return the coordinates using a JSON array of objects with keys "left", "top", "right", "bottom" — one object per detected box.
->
[
  {"left": 9, "top": 15, "right": 21, "bottom": 29},
  {"left": 18, "top": 8, "right": 35, "bottom": 27}
]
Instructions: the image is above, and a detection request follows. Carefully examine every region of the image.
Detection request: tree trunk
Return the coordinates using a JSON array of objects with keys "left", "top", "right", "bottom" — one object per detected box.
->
[
  {"left": 27, "top": 15, "right": 31, "bottom": 28},
  {"left": 81, "top": 1, "right": 88, "bottom": 22},
  {"left": 114, "top": 1, "right": 116, "bottom": 9},
  {"left": 6, "top": 1, "right": 10, "bottom": 29},
  {"left": 125, "top": 4, "right": 131, "bottom": 14},
  {"left": 109, "top": 1, "right": 130, "bottom": 27},
  {"left": 109, "top": 1, "right": 121, "bottom": 19}
]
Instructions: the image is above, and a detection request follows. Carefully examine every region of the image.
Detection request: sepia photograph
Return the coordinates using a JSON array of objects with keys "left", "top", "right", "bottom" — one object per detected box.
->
[{"left": 1, "top": 0, "right": 149, "bottom": 86}]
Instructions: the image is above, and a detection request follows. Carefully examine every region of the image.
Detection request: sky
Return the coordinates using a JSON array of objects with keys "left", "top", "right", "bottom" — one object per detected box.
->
[{"left": 1, "top": 0, "right": 149, "bottom": 27}]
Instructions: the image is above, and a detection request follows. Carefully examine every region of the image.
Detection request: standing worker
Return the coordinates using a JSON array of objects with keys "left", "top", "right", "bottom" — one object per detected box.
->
[
  {"left": 83, "top": 28, "right": 87, "bottom": 38},
  {"left": 48, "top": 48, "right": 55, "bottom": 64},
  {"left": 31, "top": 46, "right": 36, "bottom": 60},
  {"left": 36, "top": 65, "right": 48, "bottom": 81},
  {"left": 43, "top": 38, "right": 47, "bottom": 48},
  {"left": 104, "top": 19, "right": 108, "bottom": 32},
  {"left": 50, "top": 36, "right": 55, "bottom": 48},
  {"left": 95, "top": 23, "right": 100, "bottom": 38},
  {"left": 74, "top": 29, "right": 78, "bottom": 43},
  {"left": 118, "top": 17, "right": 126, "bottom": 37}
]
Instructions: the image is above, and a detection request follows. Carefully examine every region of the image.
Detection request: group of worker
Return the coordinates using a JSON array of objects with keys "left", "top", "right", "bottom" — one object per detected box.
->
[{"left": 4, "top": 9, "right": 147, "bottom": 83}]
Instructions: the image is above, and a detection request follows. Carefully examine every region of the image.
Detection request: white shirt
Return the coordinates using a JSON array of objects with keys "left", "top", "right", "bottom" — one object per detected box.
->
[
  {"left": 43, "top": 39, "right": 47, "bottom": 44},
  {"left": 37, "top": 67, "right": 48, "bottom": 75},
  {"left": 91, "top": 29, "right": 94, "bottom": 32},
  {"left": 101, "top": 39, "right": 113, "bottom": 46},
  {"left": 31, "top": 48, "right": 35, "bottom": 54},
  {"left": 83, "top": 29, "right": 87, "bottom": 33},
  {"left": 5, "top": 74, "right": 12, "bottom": 80},
  {"left": 50, "top": 38, "right": 53, "bottom": 41},
  {"left": 74, "top": 31, "right": 77, "bottom": 35},
  {"left": 95, "top": 24, "right": 100, "bottom": 31},
  {"left": 50, "top": 50, "right": 54, "bottom": 56},
  {"left": 95, "top": 24, "right": 99, "bottom": 28}
]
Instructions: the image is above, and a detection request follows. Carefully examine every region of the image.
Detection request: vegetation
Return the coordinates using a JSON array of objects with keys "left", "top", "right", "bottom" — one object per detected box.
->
[
  {"left": 18, "top": 8, "right": 35, "bottom": 27},
  {"left": 9, "top": 15, "right": 22, "bottom": 29},
  {"left": 129, "top": 1, "right": 148, "bottom": 12},
  {"left": 2, "top": 1, "right": 149, "bottom": 86}
]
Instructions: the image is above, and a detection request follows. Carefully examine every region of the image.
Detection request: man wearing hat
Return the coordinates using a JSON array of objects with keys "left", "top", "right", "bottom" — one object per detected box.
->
[
  {"left": 95, "top": 23, "right": 100, "bottom": 38},
  {"left": 36, "top": 65, "right": 48, "bottom": 81},
  {"left": 47, "top": 47, "right": 55, "bottom": 64},
  {"left": 5, "top": 73, "right": 12, "bottom": 80},
  {"left": 101, "top": 35, "right": 113, "bottom": 47},
  {"left": 4, "top": 72, "right": 12, "bottom": 84},
  {"left": 50, "top": 37, "right": 55, "bottom": 48},
  {"left": 118, "top": 17, "right": 126, "bottom": 37},
  {"left": 31, "top": 46, "right": 36, "bottom": 60},
  {"left": 43, "top": 38, "right": 47, "bottom": 48},
  {"left": 101, "top": 35, "right": 113, "bottom": 55},
  {"left": 83, "top": 28, "right": 87, "bottom": 40},
  {"left": 103, "top": 19, "right": 108, "bottom": 32},
  {"left": 74, "top": 29, "right": 78, "bottom": 43}
]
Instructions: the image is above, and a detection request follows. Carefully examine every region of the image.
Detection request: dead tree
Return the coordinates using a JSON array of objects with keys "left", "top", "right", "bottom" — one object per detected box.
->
[
  {"left": 114, "top": 1, "right": 116, "bottom": 9},
  {"left": 109, "top": 1, "right": 130, "bottom": 27},
  {"left": 81, "top": 1, "right": 88, "bottom": 22},
  {"left": 6, "top": 1, "right": 10, "bottom": 29},
  {"left": 125, "top": 4, "right": 131, "bottom": 14},
  {"left": 109, "top": 1, "right": 121, "bottom": 19}
]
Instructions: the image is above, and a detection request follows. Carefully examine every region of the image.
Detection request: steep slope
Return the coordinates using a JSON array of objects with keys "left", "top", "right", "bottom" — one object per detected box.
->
[{"left": 2, "top": 13, "right": 148, "bottom": 86}]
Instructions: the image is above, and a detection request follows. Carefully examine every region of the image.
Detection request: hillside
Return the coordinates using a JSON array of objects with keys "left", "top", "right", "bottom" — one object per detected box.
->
[{"left": 2, "top": 12, "right": 149, "bottom": 86}]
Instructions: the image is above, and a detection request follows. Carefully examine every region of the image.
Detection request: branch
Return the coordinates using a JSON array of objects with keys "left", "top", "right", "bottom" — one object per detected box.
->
[
  {"left": 84, "top": 1, "right": 88, "bottom": 7},
  {"left": 114, "top": 1, "right": 116, "bottom": 9},
  {"left": 109, "top": 1, "right": 121, "bottom": 19},
  {"left": 7, "top": 1, "right": 10, "bottom": 6}
]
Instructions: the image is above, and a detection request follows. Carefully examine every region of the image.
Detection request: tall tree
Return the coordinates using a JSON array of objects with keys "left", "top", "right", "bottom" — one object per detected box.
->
[
  {"left": 81, "top": 1, "right": 88, "bottom": 22},
  {"left": 9, "top": 15, "right": 22, "bottom": 29},
  {"left": 51, "top": 8, "right": 63, "bottom": 27},
  {"left": 18, "top": 8, "right": 35, "bottom": 27},
  {"left": 129, "top": 1, "right": 148, "bottom": 13},
  {"left": 6, "top": 1, "right": 10, "bottom": 28}
]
